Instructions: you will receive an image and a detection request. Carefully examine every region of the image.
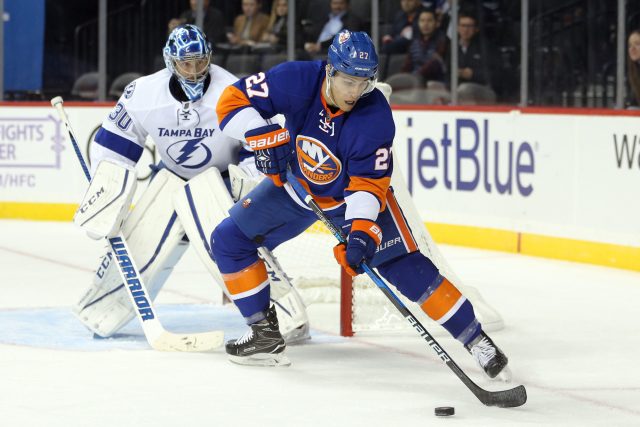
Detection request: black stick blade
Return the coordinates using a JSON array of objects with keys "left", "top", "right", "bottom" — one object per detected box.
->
[{"left": 478, "top": 384, "right": 527, "bottom": 408}]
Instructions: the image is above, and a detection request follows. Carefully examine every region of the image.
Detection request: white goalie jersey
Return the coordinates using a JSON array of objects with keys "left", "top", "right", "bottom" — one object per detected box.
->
[
  {"left": 91, "top": 64, "right": 244, "bottom": 178},
  {"left": 74, "top": 64, "right": 310, "bottom": 343}
]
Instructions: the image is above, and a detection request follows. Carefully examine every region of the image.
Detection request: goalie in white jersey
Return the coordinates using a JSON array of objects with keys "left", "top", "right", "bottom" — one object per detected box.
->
[{"left": 73, "top": 24, "right": 310, "bottom": 344}]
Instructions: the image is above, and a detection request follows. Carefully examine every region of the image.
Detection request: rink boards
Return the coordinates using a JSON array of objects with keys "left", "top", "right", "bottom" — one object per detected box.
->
[{"left": 0, "top": 102, "right": 638, "bottom": 271}]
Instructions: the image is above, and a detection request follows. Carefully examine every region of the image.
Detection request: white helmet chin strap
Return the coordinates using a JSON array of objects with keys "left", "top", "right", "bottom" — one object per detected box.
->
[{"left": 324, "top": 66, "right": 339, "bottom": 108}]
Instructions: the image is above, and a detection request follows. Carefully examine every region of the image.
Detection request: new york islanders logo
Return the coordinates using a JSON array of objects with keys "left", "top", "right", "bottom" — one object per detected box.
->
[
  {"left": 296, "top": 135, "right": 342, "bottom": 185},
  {"left": 338, "top": 31, "right": 350, "bottom": 44}
]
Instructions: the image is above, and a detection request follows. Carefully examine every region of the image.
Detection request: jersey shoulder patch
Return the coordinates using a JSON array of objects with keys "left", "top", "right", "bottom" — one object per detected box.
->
[{"left": 123, "top": 81, "right": 136, "bottom": 99}]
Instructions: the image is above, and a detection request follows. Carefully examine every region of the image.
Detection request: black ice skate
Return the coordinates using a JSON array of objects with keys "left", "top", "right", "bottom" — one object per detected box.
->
[
  {"left": 226, "top": 305, "right": 290, "bottom": 367},
  {"left": 466, "top": 331, "right": 511, "bottom": 381}
]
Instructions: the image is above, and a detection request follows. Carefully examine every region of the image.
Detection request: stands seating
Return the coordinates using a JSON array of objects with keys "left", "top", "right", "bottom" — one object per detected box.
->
[
  {"left": 108, "top": 72, "right": 142, "bottom": 99},
  {"left": 261, "top": 53, "right": 288, "bottom": 71},
  {"left": 225, "top": 54, "right": 261, "bottom": 77},
  {"left": 71, "top": 72, "right": 100, "bottom": 100}
]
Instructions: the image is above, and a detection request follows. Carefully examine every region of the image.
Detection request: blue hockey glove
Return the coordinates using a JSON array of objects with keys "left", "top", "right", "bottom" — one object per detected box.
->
[
  {"left": 333, "top": 219, "right": 382, "bottom": 276},
  {"left": 245, "top": 124, "right": 293, "bottom": 187}
]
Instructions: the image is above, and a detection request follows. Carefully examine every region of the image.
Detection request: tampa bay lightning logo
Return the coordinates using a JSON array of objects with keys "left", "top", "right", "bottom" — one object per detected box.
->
[
  {"left": 124, "top": 81, "right": 136, "bottom": 99},
  {"left": 167, "top": 137, "right": 212, "bottom": 169}
]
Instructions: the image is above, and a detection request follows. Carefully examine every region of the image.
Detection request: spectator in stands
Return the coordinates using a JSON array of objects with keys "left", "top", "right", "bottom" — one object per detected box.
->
[
  {"left": 304, "top": 0, "right": 364, "bottom": 55},
  {"left": 445, "top": 12, "right": 496, "bottom": 104},
  {"left": 381, "top": 0, "right": 425, "bottom": 54},
  {"left": 434, "top": 0, "right": 451, "bottom": 36},
  {"left": 401, "top": 9, "right": 447, "bottom": 84},
  {"left": 626, "top": 29, "right": 640, "bottom": 109},
  {"left": 227, "top": 0, "right": 270, "bottom": 47},
  {"left": 168, "top": 0, "right": 226, "bottom": 47},
  {"left": 261, "top": 0, "right": 293, "bottom": 52}
]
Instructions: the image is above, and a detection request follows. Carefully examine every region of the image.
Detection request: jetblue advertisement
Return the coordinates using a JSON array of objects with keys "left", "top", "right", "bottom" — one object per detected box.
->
[
  {"left": 0, "top": 105, "right": 638, "bottom": 247},
  {"left": 391, "top": 110, "right": 639, "bottom": 246}
]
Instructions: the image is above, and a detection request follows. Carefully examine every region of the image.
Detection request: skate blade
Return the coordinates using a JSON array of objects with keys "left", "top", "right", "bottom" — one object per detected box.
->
[{"left": 229, "top": 352, "right": 291, "bottom": 367}]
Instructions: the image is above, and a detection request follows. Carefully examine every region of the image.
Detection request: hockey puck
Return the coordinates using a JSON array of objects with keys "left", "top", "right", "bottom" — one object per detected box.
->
[{"left": 434, "top": 406, "right": 455, "bottom": 416}]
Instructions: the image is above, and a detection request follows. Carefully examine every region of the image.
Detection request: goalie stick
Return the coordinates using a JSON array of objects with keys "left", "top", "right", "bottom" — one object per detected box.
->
[
  {"left": 284, "top": 170, "right": 527, "bottom": 408},
  {"left": 51, "top": 96, "right": 223, "bottom": 352}
]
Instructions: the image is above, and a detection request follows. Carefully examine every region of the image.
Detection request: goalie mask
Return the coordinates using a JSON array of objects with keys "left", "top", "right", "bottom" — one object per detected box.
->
[
  {"left": 163, "top": 24, "right": 212, "bottom": 102},
  {"left": 326, "top": 30, "right": 379, "bottom": 99}
]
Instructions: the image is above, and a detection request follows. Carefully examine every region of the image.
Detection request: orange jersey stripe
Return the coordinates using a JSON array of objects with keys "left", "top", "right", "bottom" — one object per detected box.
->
[
  {"left": 222, "top": 260, "right": 268, "bottom": 295},
  {"left": 346, "top": 176, "right": 391, "bottom": 211},
  {"left": 420, "top": 278, "right": 463, "bottom": 321},
  {"left": 216, "top": 85, "right": 252, "bottom": 126},
  {"left": 385, "top": 188, "right": 418, "bottom": 252},
  {"left": 299, "top": 178, "right": 344, "bottom": 210}
]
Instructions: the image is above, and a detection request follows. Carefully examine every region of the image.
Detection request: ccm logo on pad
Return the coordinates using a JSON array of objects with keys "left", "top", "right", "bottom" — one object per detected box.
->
[{"left": 247, "top": 129, "right": 290, "bottom": 149}]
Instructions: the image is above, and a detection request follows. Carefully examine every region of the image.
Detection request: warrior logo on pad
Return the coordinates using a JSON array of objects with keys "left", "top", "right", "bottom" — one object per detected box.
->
[{"left": 296, "top": 135, "right": 342, "bottom": 185}]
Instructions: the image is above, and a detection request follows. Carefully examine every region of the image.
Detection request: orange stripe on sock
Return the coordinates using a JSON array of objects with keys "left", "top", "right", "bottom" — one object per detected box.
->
[
  {"left": 386, "top": 189, "right": 418, "bottom": 252},
  {"left": 420, "top": 278, "right": 462, "bottom": 321},
  {"left": 222, "top": 260, "right": 268, "bottom": 295}
]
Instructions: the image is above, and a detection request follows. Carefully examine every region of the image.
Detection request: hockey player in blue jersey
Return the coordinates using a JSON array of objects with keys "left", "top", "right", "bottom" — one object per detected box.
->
[{"left": 212, "top": 30, "right": 510, "bottom": 376}]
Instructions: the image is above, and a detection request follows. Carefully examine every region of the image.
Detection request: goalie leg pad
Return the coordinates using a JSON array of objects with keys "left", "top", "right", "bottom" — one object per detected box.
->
[
  {"left": 184, "top": 168, "right": 309, "bottom": 340},
  {"left": 173, "top": 167, "right": 235, "bottom": 295},
  {"left": 228, "top": 162, "right": 263, "bottom": 202},
  {"left": 262, "top": 250, "right": 310, "bottom": 344},
  {"left": 73, "top": 169, "right": 188, "bottom": 337}
]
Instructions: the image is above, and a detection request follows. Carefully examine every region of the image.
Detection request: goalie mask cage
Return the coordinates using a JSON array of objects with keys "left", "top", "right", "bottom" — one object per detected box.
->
[{"left": 272, "top": 162, "right": 504, "bottom": 337}]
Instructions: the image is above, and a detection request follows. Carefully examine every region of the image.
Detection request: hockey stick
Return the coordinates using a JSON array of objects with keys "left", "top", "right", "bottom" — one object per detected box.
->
[
  {"left": 51, "top": 96, "right": 223, "bottom": 352},
  {"left": 284, "top": 170, "right": 526, "bottom": 408}
]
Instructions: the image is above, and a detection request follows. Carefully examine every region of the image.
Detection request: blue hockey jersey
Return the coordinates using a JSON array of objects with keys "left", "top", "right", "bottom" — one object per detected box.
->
[{"left": 217, "top": 60, "right": 395, "bottom": 213}]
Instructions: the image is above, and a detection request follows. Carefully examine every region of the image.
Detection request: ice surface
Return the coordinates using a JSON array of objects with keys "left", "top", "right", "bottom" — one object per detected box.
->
[{"left": 0, "top": 220, "right": 638, "bottom": 426}]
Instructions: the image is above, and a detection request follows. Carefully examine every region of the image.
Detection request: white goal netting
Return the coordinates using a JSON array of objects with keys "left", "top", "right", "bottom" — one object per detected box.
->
[{"left": 272, "top": 159, "right": 504, "bottom": 336}]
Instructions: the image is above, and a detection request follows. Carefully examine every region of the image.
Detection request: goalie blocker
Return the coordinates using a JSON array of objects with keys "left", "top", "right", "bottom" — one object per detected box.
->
[
  {"left": 73, "top": 159, "right": 137, "bottom": 239},
  {"left": 73, "top": 163, "right": 310, "bottom": 344}
]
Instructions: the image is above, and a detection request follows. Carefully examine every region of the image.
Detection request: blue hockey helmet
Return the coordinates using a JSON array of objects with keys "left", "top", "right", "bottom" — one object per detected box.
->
[
  {"left": 328, "top": 30, "right": 378, "bottom": 78},
  {"left": 327, "top": 30, "right": 378, "bottom": 96},
  {"left": 163, "top": 24, "right": 212, "bottom": 101}
]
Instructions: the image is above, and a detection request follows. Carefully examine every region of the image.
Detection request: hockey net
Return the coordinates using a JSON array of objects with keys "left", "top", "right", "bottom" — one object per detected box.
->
[{"left": 271, "top": 160, "right": 504, "bottom": 337}]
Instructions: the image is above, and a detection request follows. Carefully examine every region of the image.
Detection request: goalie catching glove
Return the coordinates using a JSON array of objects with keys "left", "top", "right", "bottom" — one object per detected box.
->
[
  {"left": 333, "top": 219, "right": 382, "bottom": 276},
  {"left": 244, "top": 124, "right": 293, "bottom": 186}
]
